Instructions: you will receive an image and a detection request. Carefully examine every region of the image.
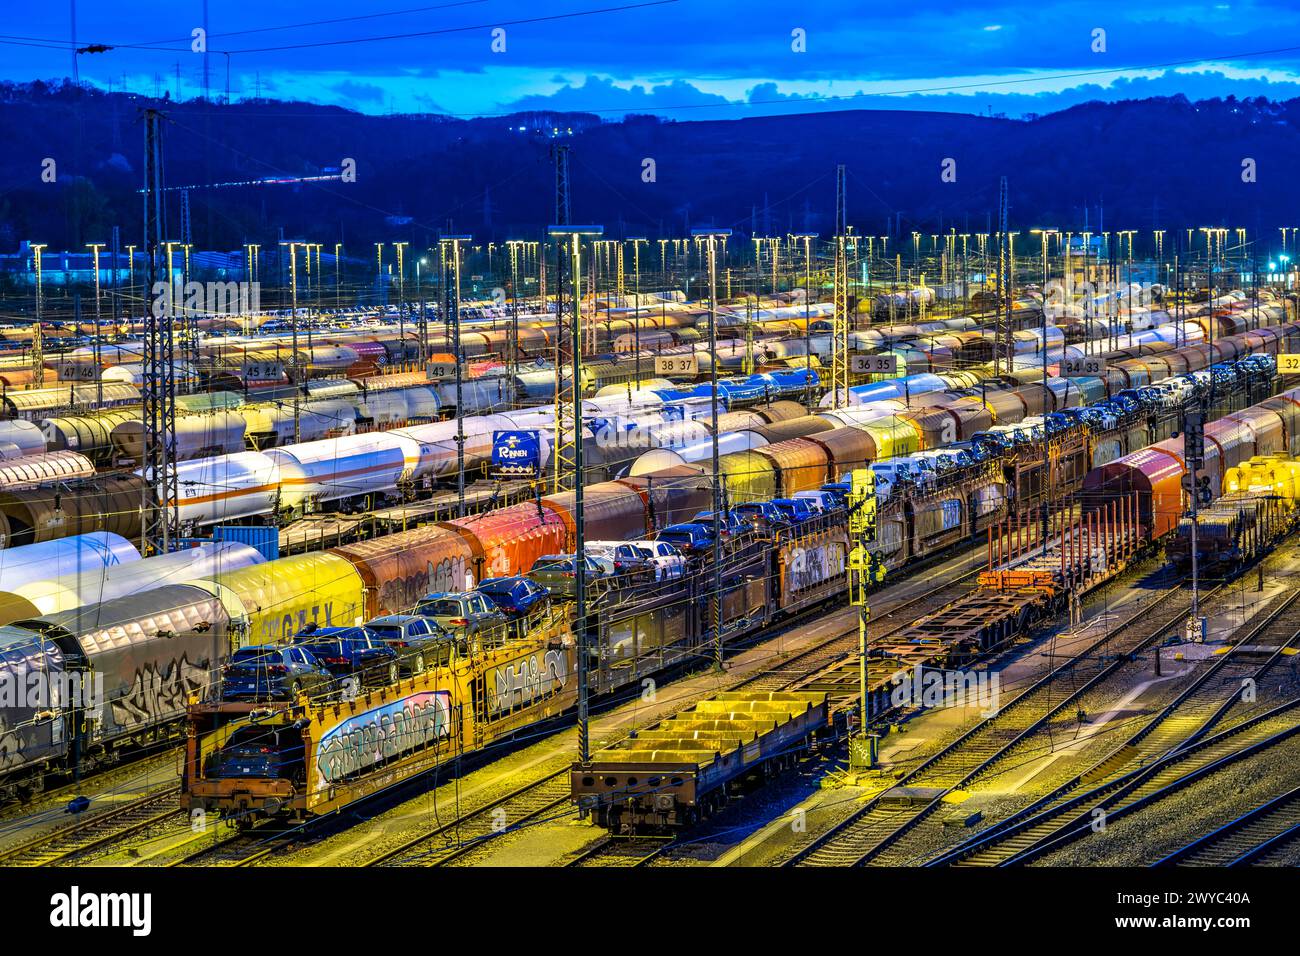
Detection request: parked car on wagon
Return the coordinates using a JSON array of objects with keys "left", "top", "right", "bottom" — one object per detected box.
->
[
  {"left": 621, "top": 540, "right": 687, "bottom": 580},
  {"left": 221, "top": 644, "right": 334, "bottom": 702},
  {"left": 655, "top": 523, "right": 716, "bottom": 556},
  {"left": 365, "top": 614, "right": 452, "bottom": 674},
  {"left": 731, "top": 501, "right": 791, "bottom": 533},
  {"left": 526, "top": 554, "right": 616, "bottom": 599},
  {"left": 414, "top": 591, "right": 510, "bottom": 645},
  {"left": 476, "top": 575, "right": 552, "bottom": 624},
  {"left": 293, "top": 625, "right": 401, "bottom": 689}
]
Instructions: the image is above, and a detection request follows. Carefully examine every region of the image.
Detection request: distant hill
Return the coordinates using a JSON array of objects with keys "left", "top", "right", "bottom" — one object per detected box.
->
[{"left": 0, "top": 80, "right": 1295, "bottom": 250}]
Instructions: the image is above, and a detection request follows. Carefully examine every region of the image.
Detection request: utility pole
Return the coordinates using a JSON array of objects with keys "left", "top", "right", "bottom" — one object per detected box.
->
[
  {"left": 996, "top": 176, "right": 1010, "bottom": 374},
  {"left": 29, "top": 244, "right": 46, "bottom": 387},
  {"left": 552, "top": 224, "right": 603, "bottom": 764},
  {"left": 628, "top": 237, "right": 646, "bottom": 388},
  {"left": 281, "top": 240, "right": 302, "bottom": 442},
  {"left": 792, "top": 233, "right": 817, "bottom": 405},
  {"left": 142, "top": 108, "right": 178, "bottom": 555},
  {"left": 551, "top": 145, "right": 575, "bottom": 493},
  {"left": 1183, "top": 401, "right": 1207, "bottom": 645},
  {"left": 694, "top": 227, "right": 731, "bottom": 671},
  {"left": 832, "top": 164, "right": 850, "bottom": 408},
  {"left": 508, "top": 240, "right": 522, "bottom": 380},
  {"left": 441, "top": 235, "right": 472, "bottom": 517}
]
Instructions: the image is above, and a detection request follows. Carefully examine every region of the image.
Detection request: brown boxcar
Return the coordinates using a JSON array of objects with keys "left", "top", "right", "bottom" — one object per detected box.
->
[
  {"left": 753, "top": 438, "right": 831, "bottom": 496},
  {"left": 542, "top": 481, "right": 650, "bottom": 544},
  {"left": 804, "top": 426, "right": 877, "bottom": 481},
  {"left": 1084, "top": 445, "right": 1186, "bottom": 539},
  {"left": 750, "top": 400, "right": 809, "bottom": 424},
  {"left": 440, "top": 502, "right": 568, "bottom": 581},
  {"left": 332, "top": 525, "right": 477, "bottom": 618},
  {"left": 612, "top": 466, "right": 715, "bottom": 530}
]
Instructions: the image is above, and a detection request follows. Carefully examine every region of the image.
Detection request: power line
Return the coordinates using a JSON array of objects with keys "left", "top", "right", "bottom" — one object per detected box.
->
[{"left": 0, "top": 1, "right": 679, "bottom": 56}]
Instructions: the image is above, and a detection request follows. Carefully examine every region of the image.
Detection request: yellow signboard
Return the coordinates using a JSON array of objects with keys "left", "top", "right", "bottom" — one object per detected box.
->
[{"left": 1279, "top": 354, "right": 1300, "bottom": 375}]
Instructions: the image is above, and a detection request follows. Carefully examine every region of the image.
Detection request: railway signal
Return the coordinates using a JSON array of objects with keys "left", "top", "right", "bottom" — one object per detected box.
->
[{"left": 848, "top": 467, "right": 885, "bottom": 769}]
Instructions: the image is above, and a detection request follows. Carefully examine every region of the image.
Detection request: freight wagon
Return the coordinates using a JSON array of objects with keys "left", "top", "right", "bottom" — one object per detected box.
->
[
  {"left": 571, "top": 691, "right": 831, "bottom": 832},
  {"left": 0, "top": 585, "right": 231, "bottom": 801},
  {"left": 1166, "top": 492, "right": 1291, "bottom": 574},
  {"left": 6, "top": 331, "right": 1297, "bottom": 804},
  {"left": 180, "top": 517, "right": 850, "bottom": 823}
]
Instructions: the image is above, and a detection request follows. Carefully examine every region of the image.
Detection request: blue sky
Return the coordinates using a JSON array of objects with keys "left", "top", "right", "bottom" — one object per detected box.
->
[{"left": 5, "top": 1, "right": 1300, "bottom": 119}]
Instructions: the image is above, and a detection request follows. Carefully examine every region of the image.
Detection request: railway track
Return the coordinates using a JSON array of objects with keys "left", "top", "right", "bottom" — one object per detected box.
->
[
  {"left": 168, "top": 828, "right": 286, "bottom": 867},
  {"left": 363, "top": 768, "right": 573, "bottom": 866},
  {"left": 565, "top": 837, "right": 672, "bottom": 867},
  {"left": 357, "top": 569, "right": 984, "bottom": 867},
  {"left": 924, "top": 586, "right": 1300, "bottom": 866},
  {"left": 0, "top": 788, "right": 183, "bottom": 867},
  {"left": 729, "top": 568, "right": 981, "bottom": 695},
  {"left": 1155, "top": 786, "right": 1300, "bottom": 866},
  {"left": 783, "top": 582, "right": 1207, "bottom": 867},
  {"left": 0, "top": 747, "right": 184, "bottom": 821},
  {"left": 931, "top": 699, "right": 1300, "bottom": 866}
]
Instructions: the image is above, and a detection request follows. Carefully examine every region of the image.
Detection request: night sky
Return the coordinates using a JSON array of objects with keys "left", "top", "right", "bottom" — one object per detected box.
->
[{"left": 3, "top": 1, "right": 1300, "bottom": 118}]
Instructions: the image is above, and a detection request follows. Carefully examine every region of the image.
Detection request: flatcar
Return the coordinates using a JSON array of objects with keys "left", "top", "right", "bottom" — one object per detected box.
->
[{"left": 571, "top": 691, "right": 831, "bottom": 832}]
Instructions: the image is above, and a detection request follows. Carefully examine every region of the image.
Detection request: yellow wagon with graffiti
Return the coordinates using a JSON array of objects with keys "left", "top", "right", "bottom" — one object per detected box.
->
[{"left": 183, "top": 616, "right": 577, "bottom": 823}]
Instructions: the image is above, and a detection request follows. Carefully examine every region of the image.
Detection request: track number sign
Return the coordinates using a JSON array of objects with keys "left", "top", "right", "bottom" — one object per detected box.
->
[
  {"left": 1062, "top": 357, "right": 1107, "bottom": 376},
  {"left": 654, "top": 354, "right": 699, "bottom": 376},
  {"left": 850, "top": 354, "right": 898, "bottom": 374}
]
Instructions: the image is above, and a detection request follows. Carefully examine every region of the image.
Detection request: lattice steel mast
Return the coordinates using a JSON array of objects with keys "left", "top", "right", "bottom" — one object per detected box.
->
[{"left": 142, "top": 108, "right": 179, "bottom": 554}]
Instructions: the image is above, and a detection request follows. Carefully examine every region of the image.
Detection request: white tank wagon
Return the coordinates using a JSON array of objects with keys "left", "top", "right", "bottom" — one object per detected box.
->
[
  {"left": 6, "top": 541, "right": 265, "bottom": 617},
  {"left": 66, "top": 342, "right": 147, "bottom": 365},
  {"left": 629, "top": 427, "right": 771, "bottom": 476},
  {"left": 238, "top": 398, "right": 359, "bottom": 448},
  {"left": 101, "top": 361, "right": 198, "bottom": 387},
  {"left": 393, "top": 385, "right": 440, "bottom": 422},
  {"left": 265, "top": 434, "right": 411, "bottom": 507},
  {"left": 157, "top": 451, "right": 286, "bottom": 527},
  {"left": 0, "top": 533, "right": 141, "bottom": 592},
  {"left": 355, "top": 390, "right": 413, "bottom": 429},
  {"left": 0, "top": 420, "right": 49, "bottom": 459},
  {"left": 112, "top": 410, "right": 248, "bottom": 465},
  {"left": 435, "top": 374, "right": 514, "bottom": 414}
]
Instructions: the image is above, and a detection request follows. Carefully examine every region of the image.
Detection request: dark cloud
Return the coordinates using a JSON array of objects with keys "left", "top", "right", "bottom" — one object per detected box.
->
[
  {"left": 3, "top": 0, "right": 1299, "bottom": 116},
  {"left": 331, "top": 79, "right": 386, "bottom": 103},
  {"left": 492, "top": 69, "right": 1300, "bottom": 121}
]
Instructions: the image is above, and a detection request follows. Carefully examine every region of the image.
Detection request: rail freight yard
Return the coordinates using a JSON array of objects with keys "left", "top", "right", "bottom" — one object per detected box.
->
[
  {"left": 3, "top": 22, "right": 1300, "bottom": 922},
  {"left": 3, "top": 223, "right": 1300, "bottom": 883}
]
